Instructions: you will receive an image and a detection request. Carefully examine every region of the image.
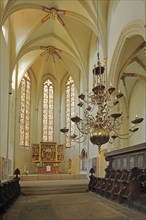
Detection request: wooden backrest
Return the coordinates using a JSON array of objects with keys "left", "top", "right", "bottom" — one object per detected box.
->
[
  {"left": 109, "top": 170, "right": 116, "bottom": 179},
  {"left": 128, "top": 167, "right": 141, "bottom": 181},
  {"left": 120, "top": 170, "right": 129, "bottom": 180},
  {"left": 114, "top": 170, "right": 122, "bottom": 180}
]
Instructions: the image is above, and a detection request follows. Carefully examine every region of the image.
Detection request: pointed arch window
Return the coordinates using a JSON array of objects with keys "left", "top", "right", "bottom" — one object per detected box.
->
[
  {"left": 42, "top": 79, "right": 54, "bottom": 142},
  {"left": 65, "top": 76, "right": 75, "bottom": 147},
  {"left": 20, "top": 72, "right": 31, "bottom": 147}
]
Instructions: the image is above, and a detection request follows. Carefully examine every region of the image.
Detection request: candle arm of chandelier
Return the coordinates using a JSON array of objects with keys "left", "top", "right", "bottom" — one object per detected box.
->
[
  {"left": 112, "top": 131, "right": 135, "bottom": 140},
  {"left": 60, "top": 127, "right": 71, "bottom": 140},
  {"left": 77, "top": 101, "right": 96, "bottom": 114},
  {"left": 78, "top": 92, "right": 97, "bottom": 106},
  {"left": 103, "top": 118, "right": 121, "bottom": 132},
  {"left": 80, "top": 91, "right": 123, "bottom": 110},
  {"left": 106, "top": 96, "right": 122, "bottom": 108},
  {"left": 70, "top": 133, "right": 87, "bottom": 143},
  {"left": 60, "top": 127, "right": 69, "bottom": 133},
  {"left": 84, "top": 110, "right": 95, "bottom": 121},
  {"left": 111, "top": 121, "right": 142, "bottom": 139},
  {"left": 76, "top": 122, "right": 90, "bottom": 135},
  {"left": 60, "top": 126, "right": 86, "bottom": 144},
  {"left": 109, "top": 133, "right": 134, "bottom": 143},
  {"left": 109, "top": 129, "right": 137, "bottom": 144},
  {"left": 107, "top": 101, "right": 119, "bottom": 108}
]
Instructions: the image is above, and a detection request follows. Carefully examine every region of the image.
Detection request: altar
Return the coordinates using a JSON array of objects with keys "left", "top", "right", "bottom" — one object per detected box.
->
[
  {"left": 31, "top": 142, "right": 64, "bottom": 174},
  {"left": 37, "top": 162, "right": 60, "bottom": 174}
]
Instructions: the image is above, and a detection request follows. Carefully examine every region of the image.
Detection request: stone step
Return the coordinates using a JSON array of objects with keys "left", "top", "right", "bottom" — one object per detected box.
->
[
  {"left": 10, "top": 174, "right": 88, "bottom": 181},
  {"left": 21, "top": 184, "right": 88, "bottom": 195}
]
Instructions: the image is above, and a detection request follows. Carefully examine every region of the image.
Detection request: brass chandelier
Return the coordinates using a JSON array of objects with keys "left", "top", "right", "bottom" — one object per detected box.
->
[{"left": 60, "top": 53, "right": 143, "bottom": 153}]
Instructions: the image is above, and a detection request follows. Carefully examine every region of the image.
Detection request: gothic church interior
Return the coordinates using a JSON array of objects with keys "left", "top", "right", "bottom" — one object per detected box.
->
[
  {"left": 0, "top": 0, "right": 146, "bottom": 219},
  {"left": 0, "top": 0, "right": 146, "bottom": 210}
]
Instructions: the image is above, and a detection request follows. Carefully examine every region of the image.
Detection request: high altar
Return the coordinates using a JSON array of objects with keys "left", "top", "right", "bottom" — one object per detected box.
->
[{"left": 31, "top": 142, "right": 65, "bottom": 174}]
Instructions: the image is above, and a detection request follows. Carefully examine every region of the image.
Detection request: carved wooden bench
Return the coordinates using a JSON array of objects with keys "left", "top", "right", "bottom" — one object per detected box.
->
[
  {"left": 0, "top": 178, "right": 21, "bottom": 214},
  {"left": 88, "top": 175, "right": 97, "bottom": 192},
  {"left": 118, "top": 180, "right": 140, "bottom": 206},
  {"left": 95, "top": 178, "right": 103, "bottom": 194},
  {"left": 99, "top": 178, "right": 107, "bottom": 196},
  {"left": 104, "top": 179, "right": 115, "bottom": 198}
]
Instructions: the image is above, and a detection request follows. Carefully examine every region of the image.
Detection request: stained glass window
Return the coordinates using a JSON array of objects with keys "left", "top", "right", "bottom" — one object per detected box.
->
[
  {"left": 65, "top": 76, "right": 75, "bottom": 147},
  {"left": 42, "top": 79, "right": 54, "bottom": 142},
  {"left": 20, "top": 72, "right": 31, "bottom": 147}
]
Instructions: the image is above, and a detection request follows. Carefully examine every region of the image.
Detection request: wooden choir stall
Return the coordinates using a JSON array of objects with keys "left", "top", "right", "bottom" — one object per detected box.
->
[{"left": 88, "top": 142, "right": 146, "bottom": 207}]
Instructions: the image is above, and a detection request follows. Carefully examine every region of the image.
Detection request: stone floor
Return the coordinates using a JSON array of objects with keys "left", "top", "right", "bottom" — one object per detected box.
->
[
  {"left": 1, "top": 192, "right": 146, "bottom": 220},
  {"left": 20, "top": 179, "right": 88, "bottom": 187}
]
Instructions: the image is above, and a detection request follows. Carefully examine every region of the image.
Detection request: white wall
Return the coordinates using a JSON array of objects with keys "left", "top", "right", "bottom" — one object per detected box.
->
[
  {"left": 0, "top": 27, "right": 10, "bottom": 158},
  {"left": 129, "top": 80, "right": 146, "bottom": 146},
  {"left": 107, "top": 0, "right": 145, "bottom": 73}
]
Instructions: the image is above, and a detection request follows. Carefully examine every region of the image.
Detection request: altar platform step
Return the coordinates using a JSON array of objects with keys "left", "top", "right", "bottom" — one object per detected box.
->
[
  {"left": 9, "top": 174, "right": 87, "bottom": 181},
  {"left": 20, "top": 179, "right": 88, "bottom": 195}
]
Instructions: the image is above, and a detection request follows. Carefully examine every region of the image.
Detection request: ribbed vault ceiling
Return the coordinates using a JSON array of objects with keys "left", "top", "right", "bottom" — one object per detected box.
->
[
  {"left": 1, "top": 0, "right": 110, "bottom": 89},
  {"left": 1, "top": 0, "right": 146, "bottom": 99}
]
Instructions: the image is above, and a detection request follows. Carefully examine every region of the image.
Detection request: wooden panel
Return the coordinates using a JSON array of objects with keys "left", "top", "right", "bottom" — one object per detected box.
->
[
  {"left": 57, "top": 144, "right": 64, "bottom": 162},
  {"left": 129, "top": 156, "right": 134, "bottom": 169},
  {"left": 105, "top": 142, "right": 146, "bottom": 170},
  {"left": 31, "top": 144, "right": 40, "bottom": 162},
  {"left": 117, "top": 158, "right": 121, "bottom": 169},
  {"left": 122, "top": 157, "right": 128, "bottom": 169},
  {"left": 40, "top": 142, "right": 57, "bottom": 162},
  {"left": 137, "top": 155, "right": 144, "bottom": 168},
  {"left": 31, "top": 142, "right": 65, "bottom": 163}
]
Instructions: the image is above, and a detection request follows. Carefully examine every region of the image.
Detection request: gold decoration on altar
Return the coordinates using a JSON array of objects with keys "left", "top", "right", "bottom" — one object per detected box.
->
[{"left": 31, "top": 142, "right": 65, "bottom": 163}]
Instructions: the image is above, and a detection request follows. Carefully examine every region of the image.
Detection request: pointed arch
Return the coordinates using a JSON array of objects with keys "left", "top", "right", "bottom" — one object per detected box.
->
[
  {"left": 65, "top": 76, "right": 75, "bottom": 148},
  {"left": 42, "top": 78, "right": 54, "bottom": 142},
  {"left": 108, "top": 20, "right": 144, "bottom": 87},
  {"left": 19, "top": 71, "right": 31, "bottom": 147}
]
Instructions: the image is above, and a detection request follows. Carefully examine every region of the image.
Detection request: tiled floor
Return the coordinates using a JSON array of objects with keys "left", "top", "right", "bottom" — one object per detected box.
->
[{"left": 1, "top": 192, "right": 146, "bottom": 220}]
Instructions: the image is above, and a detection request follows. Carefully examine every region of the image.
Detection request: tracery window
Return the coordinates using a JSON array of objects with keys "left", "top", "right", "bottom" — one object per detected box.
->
[
  {"left": 65, "top": 76, "right": 75, "bottom": 147},
  {"left": 42, "top": 79, "right": 54, "bottom": 142},
  {"left": 20, "top": 72, "right": 31, "bottom": 147}
]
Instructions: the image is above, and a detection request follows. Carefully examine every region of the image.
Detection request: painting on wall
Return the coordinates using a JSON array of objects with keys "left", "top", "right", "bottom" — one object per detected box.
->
[
  {"left": 31, "top": 144, "right": 40, "bottom": 162},
  {"left": 57, "top": 144, "right": 64, "bottom": 162},
  {"left": 40, "top": 142, "right": 57, "bottom": 162},
  {"left": 31, "top": 142, "right": 65, "bottom": 163}
]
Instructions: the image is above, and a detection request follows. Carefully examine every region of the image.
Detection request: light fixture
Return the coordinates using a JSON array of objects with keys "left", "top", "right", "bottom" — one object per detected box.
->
[
  {"left": 60, "top": 127, "right": 86, "bottom": 148},
  {"left": 60, "top": 53, "right": 143, "bottom": 153}
]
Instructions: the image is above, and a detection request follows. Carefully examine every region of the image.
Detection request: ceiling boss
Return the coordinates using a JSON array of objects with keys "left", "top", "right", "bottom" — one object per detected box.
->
[{"left": 41, "top": 7, "right": 66, "bottom": 26}]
